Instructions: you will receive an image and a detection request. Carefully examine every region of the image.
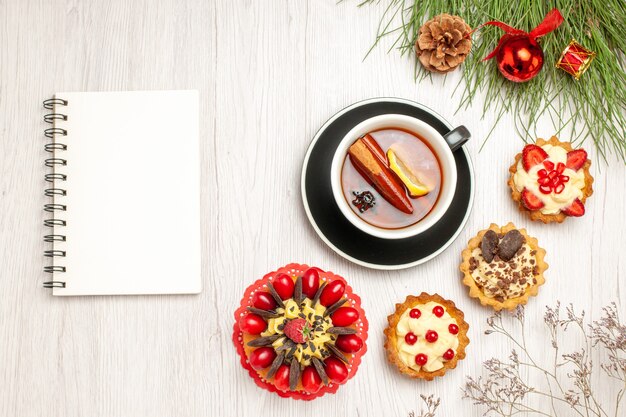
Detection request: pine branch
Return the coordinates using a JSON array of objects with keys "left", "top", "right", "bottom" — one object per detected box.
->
[{"left": 352, "top": 0, "right": 626, "bottom": 162}]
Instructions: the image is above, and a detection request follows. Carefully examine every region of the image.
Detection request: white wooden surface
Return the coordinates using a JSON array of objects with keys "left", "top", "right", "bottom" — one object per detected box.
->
[{"left": 1, "top": 1, "right": 624, "bottom": 416}]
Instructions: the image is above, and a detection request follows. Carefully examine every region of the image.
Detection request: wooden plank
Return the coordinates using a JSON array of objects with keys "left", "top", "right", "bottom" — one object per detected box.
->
[{"left": 0, "top": 0, "right": 623, "bottom": 416}]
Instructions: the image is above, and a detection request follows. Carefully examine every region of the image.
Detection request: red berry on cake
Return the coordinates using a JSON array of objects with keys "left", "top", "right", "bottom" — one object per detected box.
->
[
  {"left": 319, "top": 280, "right": 345, "bottom": 306},
  {"left": 561, "top": 198, "right": 585, "bottom": 217},
  {"left": 273, "top": 364, "right": 291, "bottom": 392},
  {"left": 335, "top": 334, "right": 364, "bottom": 353},
  {"left": 301, "top": 268, "right": 320, "bottom": 298},
  {"left": 443, "top": 349, "right": 455, "bottom": 360},
  {"left": 404, "top": 332, "right": 417, "bottom": 345},
  {"left": 252, "top": 291, "right": 277, "bottom": 310},
  {"left": 324, "top": 357, "right": 348, "bottom": 383},
  {"left": 566, "top": 149, "right": 587, "bottom": 170},
  {"left": 249, "top": 347, "right": 276, "bottom": 370},
  {"left": 415, "top": 353, "right": 428, "bottom": 366},
  {"left": 425, "top": 330, "right": 439, "bottom": 343},
  {"left": 521, "top": 188, "right": 545, "bottom": 210},
  {"left": 409, "top": 308, "right": 421, "bottom": 319},
  {"left": 330, "top": 307, "right": 359, "bottom": 326},
  {"left": 283, "top": 318, "right": 311, "bottom": 344},
  {"left": 238, "top": 313, "right": 267, "bottom": 335},
  {"left": 301, "top": 366, "right": 322, "bottom": 393},
  {"left": 272, "top": 273, "right": 295, "bottom": 300},
  {"left": 522, "top": 144, "right": 549, "bottom": 171}
]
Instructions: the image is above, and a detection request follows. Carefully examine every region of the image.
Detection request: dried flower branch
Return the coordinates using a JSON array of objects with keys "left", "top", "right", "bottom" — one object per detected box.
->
[
  {"left": 462, "top": 303, "right": 626, "bottom": 416},
  {"left": 409, "top": 394, "right": 441, "bottom": 417}
]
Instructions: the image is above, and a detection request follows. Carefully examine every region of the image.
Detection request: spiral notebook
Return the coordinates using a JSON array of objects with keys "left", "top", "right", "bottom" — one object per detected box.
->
[{"left": 43, "top": 90, "right": 202, "bottom": 296}]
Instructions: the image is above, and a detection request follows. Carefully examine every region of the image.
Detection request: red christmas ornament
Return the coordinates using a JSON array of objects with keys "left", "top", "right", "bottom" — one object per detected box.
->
[
  {"left": 496, "top": 36, "right": 544, "bottom": 82},
  {"left": 478, "top": 9, "right": 564, "bottom": 83},
  {"left": 556, "top": 39, "right": 596, "bottom": 80}
]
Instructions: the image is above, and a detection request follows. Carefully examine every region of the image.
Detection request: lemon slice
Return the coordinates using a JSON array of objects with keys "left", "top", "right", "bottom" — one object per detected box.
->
[{"left": 387, "top": 148, "right": 430, "bottom": 197}]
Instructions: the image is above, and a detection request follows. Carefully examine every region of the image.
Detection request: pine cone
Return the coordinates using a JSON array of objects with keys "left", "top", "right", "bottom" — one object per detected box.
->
[{"left": 416, "top": 14, "right": 472, "bottom": 73}]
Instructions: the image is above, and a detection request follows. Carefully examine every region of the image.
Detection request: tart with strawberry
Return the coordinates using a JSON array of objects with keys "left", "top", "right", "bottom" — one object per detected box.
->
[
  {"left": 509, "top": 136, "right": 593, "bottom": 223},
  {"left": 384, "top": 293, "right": 469, "bottom": 380},
  {"left": 460, "top": 223, "right": 547, "bottom": 311},
  {"left": 233, "top": 264, "right": 368, "bottom": 400}
]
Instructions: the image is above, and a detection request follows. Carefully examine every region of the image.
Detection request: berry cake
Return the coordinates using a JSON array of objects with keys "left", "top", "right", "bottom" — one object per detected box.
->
[
  {"left": 508, "top": 136, "right": 593, "bottom": 223},
  {"left": 384, "top": 293, "right": 469, "bottom": 380},
  {"left": 460, "top": 223, "right": 547, "bottom": 311},
  {"left": 233, "top": 264, "right": 368, "bottom": 400}
]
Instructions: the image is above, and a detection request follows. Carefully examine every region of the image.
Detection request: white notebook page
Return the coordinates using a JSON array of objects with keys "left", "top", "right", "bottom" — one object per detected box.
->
[{"left": 51, "top": 90, "right": 201, "bottom": 295}]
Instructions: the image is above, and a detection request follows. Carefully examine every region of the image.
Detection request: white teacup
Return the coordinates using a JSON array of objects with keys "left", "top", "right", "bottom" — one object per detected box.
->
[{"left": 330, "top": 114, "right": 470, "bottom": 239}]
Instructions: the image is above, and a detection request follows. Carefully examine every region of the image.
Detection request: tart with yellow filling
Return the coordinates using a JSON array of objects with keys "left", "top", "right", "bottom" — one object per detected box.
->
[
  {"left": 460, "top": 223, "right": 547, "bottom": 311},
  {"left": 233, "top": 264, "right": 368, "bottom": 400},
  {"left": 508, "top": 136, "right": 593, "bottom": 223},
  {"left": 384, "top": 293, "right": 469, "bottom": 380}
]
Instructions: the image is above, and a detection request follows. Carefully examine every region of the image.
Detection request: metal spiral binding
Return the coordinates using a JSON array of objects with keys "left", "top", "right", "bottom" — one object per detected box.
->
[{"left": 43, "top": 98, "right": 68, "bottom": 289}]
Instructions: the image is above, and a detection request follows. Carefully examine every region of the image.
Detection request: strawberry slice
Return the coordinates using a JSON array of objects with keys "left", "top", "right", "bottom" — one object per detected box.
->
[
  {"left": 521, "top": 188, "right": 544, "bottom": 210},
  {"left": 561, "top": 198, "right": 585, "bottom": 217},
  {"left": 522, "top": 144, "right": 549, "bottom": 171},
  {"left": 566, "top": 149, "right": 587, "bottom": 171}
]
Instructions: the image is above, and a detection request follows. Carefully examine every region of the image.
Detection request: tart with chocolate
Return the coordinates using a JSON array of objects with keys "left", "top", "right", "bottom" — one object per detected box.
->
[
  {"left": 233, "top": 264, "right": 368, "bottom": 400},
  {"left": 508, "top": 136, "right": 593, "bottom": 223},
  {"left": 460, "top": 223, "right": 547, "bottom": 311},
  {"left": 384, "top": 293, "right": 469, "bottom": 380}
]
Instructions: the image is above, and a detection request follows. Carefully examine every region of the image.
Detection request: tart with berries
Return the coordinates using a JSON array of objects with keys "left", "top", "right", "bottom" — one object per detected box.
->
[
  {"left": 460, "top": 223, "right": 547, "bottom": 311},
  {"left": 508, "top": 136, "right": 593, "bottom": 223},
  {"left": 384, "top": 293, "right": 469, "bottom": 380},
  {"left": 233, "top": 264, "right": 368, "bottom": 400}
]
